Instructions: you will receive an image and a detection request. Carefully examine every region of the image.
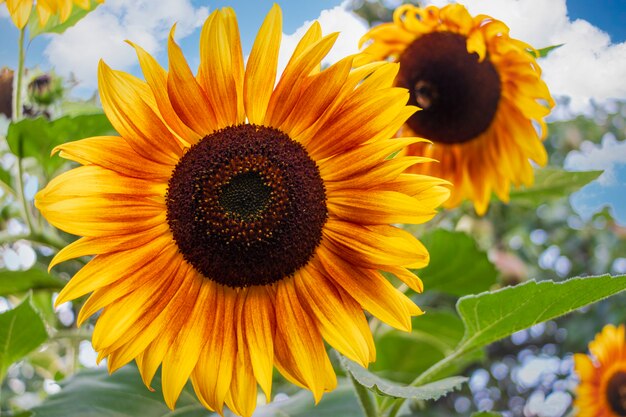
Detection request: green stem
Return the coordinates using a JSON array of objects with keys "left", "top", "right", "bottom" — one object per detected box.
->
[
  {"left": 347, "top": 371, "right": 380, "bottom": 417},
  {"left": 13, "top": 28, "right": 25, "bottom": 121},
  {"left": 16, "top": 153, "right": 36, "bottom": 234},
  {"left": 385, "top": 399, "right": 403, "bottom": 417}
]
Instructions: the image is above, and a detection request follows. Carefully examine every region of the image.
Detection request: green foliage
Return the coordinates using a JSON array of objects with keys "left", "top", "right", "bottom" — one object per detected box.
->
[
  {"left": 27, "top": 0, "right": 104, "bottom": 39},
  {"left": 0, "top": 269, "right": 64, "bottom": 296},
  {"left": 28, "top": 365, "right": 363, "bottom": 417},
  {"left": 417, "top": 230, "right": 498, "bottom": 296},
  {"left": 508, "top": 168, "right": 602, "bottom": 206},
  {"left": 371, "top": 311, "right": 484, "bottom": 383},
  {"left": 6, "top": 114, "right": 115, "bottom": 178},
  {"left": 341, "top": 356, "right": 467, "bottom": 401},
  {"left": 456, "top": 274, "right": 626, "bottom": 353},
  {"left": 29, "top": 365, "right": 210, "bottom": 417},
  {"left": 0, "top": 166, "right": 11, "bottom": 191},
  {"left": 0, "top": 295, "right": 48, "bottom": 379}
]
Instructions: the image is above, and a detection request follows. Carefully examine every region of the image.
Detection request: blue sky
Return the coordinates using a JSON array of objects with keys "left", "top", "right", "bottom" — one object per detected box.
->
[{"left": 0, "top": 0, "right": 625, "bottom": 223}]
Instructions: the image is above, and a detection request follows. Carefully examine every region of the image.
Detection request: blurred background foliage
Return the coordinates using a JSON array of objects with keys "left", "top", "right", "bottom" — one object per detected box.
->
[{"left": 0, "top": 1, "right": 625, "bottom": 417}]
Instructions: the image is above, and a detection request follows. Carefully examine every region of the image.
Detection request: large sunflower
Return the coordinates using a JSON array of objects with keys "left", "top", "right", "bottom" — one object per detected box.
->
[
  {"left": 359, "top": 3, "right": 554, "bottom": 215},
  {"left": 575, "top": 324, "right": 626, "bottom": 417},
  {"left": 35, "top": 5, "right": 450, "bottom": 416},
  {"left": 0, "top": 0, "right": 103, "bottom": 30}
]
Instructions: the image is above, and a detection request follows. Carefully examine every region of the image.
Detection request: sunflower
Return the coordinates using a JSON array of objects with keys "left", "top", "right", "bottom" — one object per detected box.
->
[
  {"left": 0, "top": 0, "right": 103, "bottom": 30},
  {"left": 358, "top": 3, "right": 554, "bottom": 215},
  {"left": 35, "top": 5, "right": 450, "bottom": 416},
  {"left": 575, "top": 324, "right": 626, "bottom": 417}
]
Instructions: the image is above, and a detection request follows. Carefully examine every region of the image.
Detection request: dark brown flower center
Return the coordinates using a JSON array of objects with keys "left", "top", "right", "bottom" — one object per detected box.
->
[
  {"left": 607, "top": 371, "right": 626, "bottom": 416},
  {"left": 396, "top": 31, "right": 501, "bottom": 144},
  {"left": 166, "top": 124, "right": 327, "bottom": 288}
]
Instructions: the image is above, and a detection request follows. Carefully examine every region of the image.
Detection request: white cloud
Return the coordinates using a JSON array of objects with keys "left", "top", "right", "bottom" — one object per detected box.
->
[
  {"left": 565, "top": 133, "right": 626, "bottom": 185},
  {"left": 43, "top": 0, "right": 208, "bottom": 92},
  {"left": 423, "top": 0, "right": 626, "bottom": 114},
  {"left": 277, "top": 1, "right": 368, "bottom": 76}
]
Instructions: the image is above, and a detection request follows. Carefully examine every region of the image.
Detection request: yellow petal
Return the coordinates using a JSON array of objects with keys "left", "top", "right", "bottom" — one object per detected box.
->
[
  {"left": 295, "top": 266, "right": 374, "bottom": 367},
  {"left": 98, "top": 61, "right": 182, "bottom": 165},
  {"left": 266, "top": 32, "right": 339, "bottom": 128},
  {"left": 242, "top": 286, "right": 275, "bottom": 401},
  {"left": 274, "top": 278, "right": 336, "bottom": 403},
  {"left": 162, "top": 279, "right": 214, "bottom": 409},
  {"left": 5, "top": 0, "right": 32, "bottom": 29},
  {"left": 53, "top": 234, "right": 173, "bottom": 305},
  {"left": 317, "top": 244, "right": 422, "bottom": 331},
  {"left": 197, "top": 9, "right": 241, "bottom": 127},
  {"left": 327, "top": 189, "right": 440, "bottom": 225},
  {"left": 243, "top": 4, "right": 282, "bottom": 124},
  {"left": 167, "top": 26, "right": 218, "bottom": 136},
  {"left": 191, "top": 284, "right": 237, "bottom": 413},
  {"left": 53, "top": 136, "right": 174, "bottom": 180},
  {"left": 128, "top": 41, "right": 200, "bottom": 145}
]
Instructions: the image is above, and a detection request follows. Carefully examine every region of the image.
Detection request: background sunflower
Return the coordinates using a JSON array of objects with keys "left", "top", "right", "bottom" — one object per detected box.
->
[
  {"left": 359, "top": 3, "right": 554, "bottom": 215},
  {"left": 575, "top": 324, "right": 626, "bottom": 417},
  {"left": 0, "top": 0, "right": 103, "bottom": 29}
]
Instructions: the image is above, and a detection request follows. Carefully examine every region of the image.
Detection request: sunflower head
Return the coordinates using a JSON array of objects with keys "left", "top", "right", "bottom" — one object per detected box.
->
[
  {"left": 575, "top": 324, "right": 626, "bottom": 417},
  {"left": 359, "top": 3, "right": 554, "bottom": 215},
  {"left": 35, "top": 5, "right": 450, "bottom": 416},
  {"left": 0, "top": 0, "right": 103, "bottom": 30}
]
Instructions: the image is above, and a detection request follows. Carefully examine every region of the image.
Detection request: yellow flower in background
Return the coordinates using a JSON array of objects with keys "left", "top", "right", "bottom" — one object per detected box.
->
[
  {"left": 0, "top": 0, "right": 103, "bottom": 30},
  {"left": 574, "top": 324, "right": 626, "bottom": 417},
  {"left": 35, "top": 5, "right": 450, "bottom": 416},
  {"left": 359, "top": 4, "right": 554, "bottom": 215}
]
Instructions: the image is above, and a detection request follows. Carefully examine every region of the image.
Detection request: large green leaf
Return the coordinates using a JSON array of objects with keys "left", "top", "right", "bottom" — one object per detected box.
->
[
  {"left": 27, "top": 0, "right": 103, "bottom": 39},
  {"left": 456, "top": 274, "right": 626, "bottom": 352},
  {"left": 417, "top": 230, "right": 497, "bottom": 296},
  {"left": 508, "top": 168, "right": 602, "bottom": 206},
  {"left": 410, "top": 274, "right": 626, "bottom": 389},
  {"left": 6, "top": 114, "right": 115, "bottom": 177},
  {"left": 0, "top": 269, "right": 64, "bottom": 296},
  {"left": 29, "top": 365, "right": 209, "bottom": 417},
  {"left": 29, "top": 365, "right": 362, "bottom": 417},
  {"left": 341, "top": 356, "right": 466, "bottom": 401},
  {"left": 371, "top": 311, "right": 483, "bottom": 383},
  {"left": 0, "top": 295, "right": 48, "bottom": 379}
]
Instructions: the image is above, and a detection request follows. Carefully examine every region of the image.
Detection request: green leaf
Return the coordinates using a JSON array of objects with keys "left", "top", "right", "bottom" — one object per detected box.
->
[
  {"left": 508, "top": 168, "right": 602, "bottom": 206},
  {"left": 30, "top": 365, "right": 362, "bottom": 417},
  {"left": 533, "top": 44, "right": 564, "bottom": 58},
  {"left": 6, "top": 114, "right": 115, "bottom": 178},
  {"left": 341, "top": 356, "right": 466, "bottom": 401},
  {"left": 28, "top": 0, "right": 103, "bottom": 39},
  {"left": 371, "top": 311, "right": 483, "bottom": 383},
  {"left": 0, "top": 294, "right": 48, "bottom": 379},
  {"left": 59, "top": 97, "right": 104, "bottom": 117},
  {"left": 417, "top": 230, "right": 497, "bottom": 296},
  {"left": 457, "top": 274, "right": 626, "bottom": 353},
  {"left": 29, "top": 365, "right": 210, "bottom": 417},
  {"left": 261, "top": 381, "right": 362, "bottom": 417},
  {"left": 0, "top": 165, "right": 12, "bottom": 192},
  {"left": 0, "top": 269, "right": 65, "bottom": 296}
]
